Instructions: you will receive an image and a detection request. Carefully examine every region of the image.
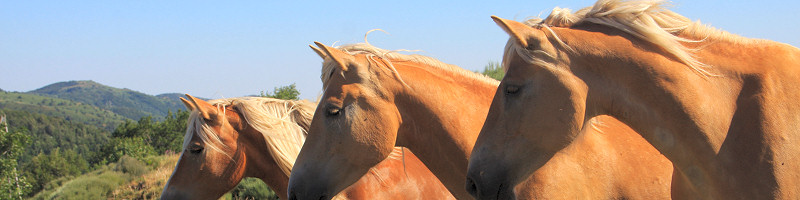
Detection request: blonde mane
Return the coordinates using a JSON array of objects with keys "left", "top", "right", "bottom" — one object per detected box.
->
[
  {"left": 184, "top": 97, "right": 315, "bottom": 176},
  {"left": 516, "top": 0, "right": 754, "bottom": 76},
  {"left": 320, "top": 43, "right": 499, "bottom": 88}
]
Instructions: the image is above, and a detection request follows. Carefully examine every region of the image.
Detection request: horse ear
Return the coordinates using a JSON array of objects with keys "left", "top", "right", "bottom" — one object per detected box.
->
[
  {"left": 314, "top": 41, "right": 351, "bottom": 71},
  {"left": 491, "top": 16, "right": 543, "bottom": 47},
  {"left": 179, "top": 97, "right": 195, "bottom": 111},
  {"left": 309, "top": 45, "right": 327, "bottom": 59},
  {"left": 184, "top": 94, "right": 214, "bottom": 120}
]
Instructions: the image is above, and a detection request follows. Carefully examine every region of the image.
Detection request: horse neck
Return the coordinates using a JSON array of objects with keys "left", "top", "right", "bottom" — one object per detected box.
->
[
  {"left": 237, "top": 124, "right": 291, "bottom": 199},
  {"left": 389, "top": 61, "right": 497, "bottom": 197},
  {"left": 558, "top": 25, "right": 799, "bottom": 196}
]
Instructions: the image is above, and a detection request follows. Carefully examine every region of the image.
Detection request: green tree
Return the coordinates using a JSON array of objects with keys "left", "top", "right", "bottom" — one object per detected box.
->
[
  {"left": 94, "top": 137, "right": 157, "bottom": 165},
  {"left": 23, "top": 148, "right": 89, "bottom": 195},
  {"left": 150, "top": 110, "right": 190, "bottom": 153},
  {"left": 0, "top": 120, "right": 32, "bottom": 199},
  {"left": 478, "top": 61, "right": 504, "bottom": 81},
  {"left": 92, "top": 109, "right": 189, "bottom": 166},
  {"left": 260, "top": 83, "right": 300, "bottom": 100},
  {"left": 0, "top": 109, "right": 111, "bottom": 163},
  {"left": 104, "top": 110, "right": 188, "bottom": 156}
]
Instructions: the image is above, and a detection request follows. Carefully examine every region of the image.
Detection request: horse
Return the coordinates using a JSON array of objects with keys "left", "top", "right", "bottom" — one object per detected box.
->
[
  {"left": 467, "top": 0, "right": 800, "bottom": 199},
  {"left": 288, "top": 41, "right": 675, "bottom": 199},
  {"left": 160, "top": 94, "right": 452, "bottom": 199}
]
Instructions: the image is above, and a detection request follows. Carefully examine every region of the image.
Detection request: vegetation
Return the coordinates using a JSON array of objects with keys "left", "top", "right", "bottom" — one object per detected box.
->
[
  {"left": 2, "top": 110, "right": 111, "bottom": 162},
  {"left": 0, "top": 92, "right": 126, "bottom": 131},
  {"left": 23, "top": 148, "right": 90, "bottom": 193},
  {"left": 228, "top": 178, "right": 278, "bottom": 200},
  {"left": 31, "top": 154, "right": 175, "bottom": 200},
  {"left": 30, "top": 80, "right": 186, "bottom": 120},
  {"left": 479, "top": 61, "right": 505, "bottom": 80},
  {"left": 260, "top": 83, "right": 300, "bottom": 100},
  {"left": 1, "top": 110, "right": 113, "bottom": 196},
  {"left": 7, "top": 67, "right": 507, "bottom": 199},
  {"left": 22, "top": 110, "right": 188, "bottom": 199},
  {"left": 111, "top": 154, "right": 179, "bottom": 200},
  {"left": 13, "top": 81, "right": 306, "bottom": 199},
  {"left": 0, "top": 119, "right": 32, "bottom": 200},
  {"left": 93, "top": 110, "right": 189, "bottom": 165}
]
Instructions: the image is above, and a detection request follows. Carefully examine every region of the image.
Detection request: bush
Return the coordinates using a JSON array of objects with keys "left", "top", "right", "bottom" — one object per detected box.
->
[
  {"left": 94, "top": 137, "right": 157, "bottom": 165},
  {"left": 227, "top": 178, "right": 278, "bottom": 200},
  {"left": 111, "top": 154, "right": 179, "bottom": 200},
  {"left": 114, "top": 155, "right": 149, "bottom": 177}
]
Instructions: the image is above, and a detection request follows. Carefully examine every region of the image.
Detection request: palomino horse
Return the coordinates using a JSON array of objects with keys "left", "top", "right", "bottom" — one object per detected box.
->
[
  {"left": 467, "top": 0, "right": 800, "bottom": 199},
  {"left": 288, "top": 42, "right": 675, "bottom": 199},
  {"left": 160, "top": 95, "right": 452, "bottom": 199}
]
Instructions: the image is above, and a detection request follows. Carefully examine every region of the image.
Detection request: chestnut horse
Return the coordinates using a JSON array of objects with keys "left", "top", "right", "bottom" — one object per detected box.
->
[
  {"left": 288, "top": 42, "right": 674, "bottom": 199},
  {"left": 468, "top": 0, "right": 800, "bottom": 199},
  {"left": 160, "top": 95, "right": 451, "bottom": 199}
]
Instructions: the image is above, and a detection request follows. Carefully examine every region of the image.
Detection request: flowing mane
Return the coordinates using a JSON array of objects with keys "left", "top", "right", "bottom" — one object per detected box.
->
[
  {"left": 184, "top": 97, "right": 315, "bottom": 176},
  {"left": 320, "top": 43, "right": 499, "bottom": 87},
  {"left": 516, "top": 0, "right": 757, "bottom": 76}
]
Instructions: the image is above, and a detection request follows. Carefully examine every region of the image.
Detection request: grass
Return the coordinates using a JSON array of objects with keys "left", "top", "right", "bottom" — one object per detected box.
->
[
  {"left": 31, "top": 153, "right": 280, "bottom": 200},
  {"left": 31, "top": 166, "right": 131, "bottom": 200},
  {"left": 111, "top": 154, "right": 179, "bottom": 200},
  {"left": 30, "top": 154, "right": 173, "bottom": 200}
]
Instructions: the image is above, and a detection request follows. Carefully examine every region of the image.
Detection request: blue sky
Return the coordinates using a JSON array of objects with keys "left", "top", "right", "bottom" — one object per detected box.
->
[{"left": 2, "top": 0, "right": 798, "bottom": 100}]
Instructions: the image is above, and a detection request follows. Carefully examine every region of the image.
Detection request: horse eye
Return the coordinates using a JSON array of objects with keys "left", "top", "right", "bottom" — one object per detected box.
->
[
  {"left": 505, "top": 85, "right": 520, "bottom": 95},
  {"left": 326, "top": 106, "right": 341, "bottom": 116},
  {"left": 188, "top": 145, "right": 204, "bottom": 154}
]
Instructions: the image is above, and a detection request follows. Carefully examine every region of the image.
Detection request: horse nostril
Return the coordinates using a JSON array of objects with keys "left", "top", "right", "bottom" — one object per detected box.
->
[
  {"left": 289, "top": 192, "right": 298, "bottom": 200},
  {"left": 466, "top": 177, "right": 479, "bottom": 198}
]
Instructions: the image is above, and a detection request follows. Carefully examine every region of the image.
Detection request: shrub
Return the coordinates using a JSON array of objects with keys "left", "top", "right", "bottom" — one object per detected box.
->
[
  {"left": 114, "top": 155, "right": 149, "bottom": 177},
  {"left": 227, "top": 178, "right": 278, "bottom": 200}
]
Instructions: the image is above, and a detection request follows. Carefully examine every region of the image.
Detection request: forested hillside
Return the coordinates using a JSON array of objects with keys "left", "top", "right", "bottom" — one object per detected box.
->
[
  {"left": 0, "top": 92, "right": 126, "bottom": 131},
  {"left": 0, "top": 80, "right": 199, "bottom": 198},
  {"left": 30, "top": 80, "right": 185, "bottom": 120},
  {"left": 2, "top": 110, "right": 109, "bottom": 163},
  {"left": 16, "top": 83, "right": 302, "bottom": 199}
]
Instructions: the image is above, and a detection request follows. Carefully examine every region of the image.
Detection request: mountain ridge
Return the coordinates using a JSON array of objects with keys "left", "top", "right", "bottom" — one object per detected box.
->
[{"left": 30, "top": 80, "right": 190, "bottom": 120}]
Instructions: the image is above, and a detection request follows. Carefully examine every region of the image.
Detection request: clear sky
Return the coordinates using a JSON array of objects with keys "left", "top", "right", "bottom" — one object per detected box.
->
[{"left": 2, "top": 0, "right": 798, "bottom": 100}]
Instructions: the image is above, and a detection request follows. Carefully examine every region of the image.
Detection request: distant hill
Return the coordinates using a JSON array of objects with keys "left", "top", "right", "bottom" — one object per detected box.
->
[
  {"left": 30, "top": 81, "right": 187, "bottom": 120},
  {"left": 0, "top": 91, "right": 126, "bottom": 131},
  {"left": 155, "top": 93, "right": 193, "bottom": 108},
  {"left": 155, "top": 93, "right": 184, "bottom": 100}
]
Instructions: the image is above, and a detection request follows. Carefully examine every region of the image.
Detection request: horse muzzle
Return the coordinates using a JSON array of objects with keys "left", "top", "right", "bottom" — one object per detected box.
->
[{"left": 466, "top": 162, "right": 515, "bottom": 200}]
